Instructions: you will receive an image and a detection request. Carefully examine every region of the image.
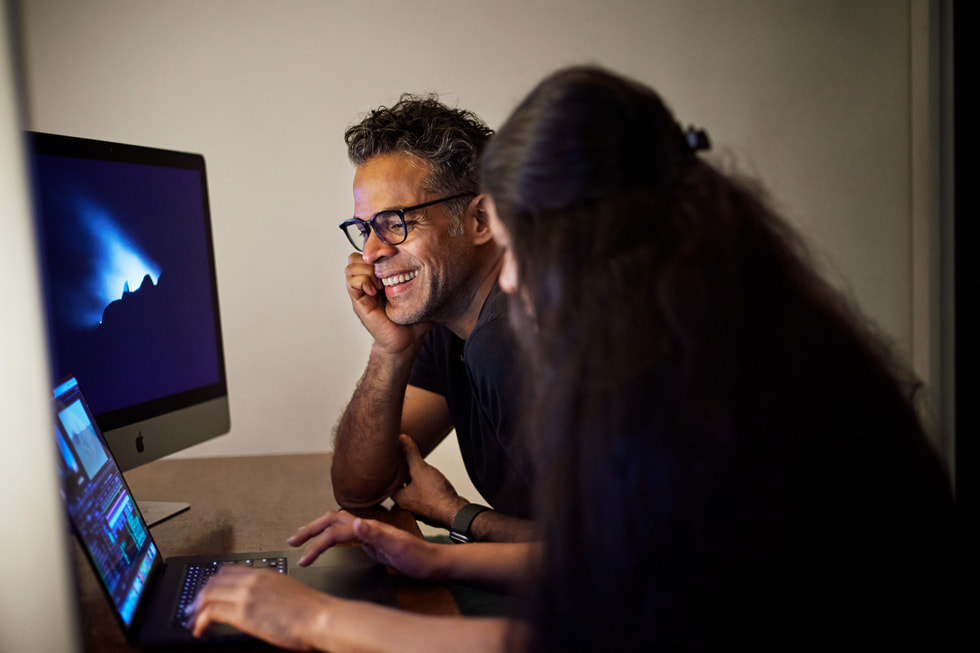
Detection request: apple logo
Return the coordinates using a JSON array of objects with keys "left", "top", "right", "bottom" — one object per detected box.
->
[{"left": 136, "top": 432, "right": 145, "bottom": 453}]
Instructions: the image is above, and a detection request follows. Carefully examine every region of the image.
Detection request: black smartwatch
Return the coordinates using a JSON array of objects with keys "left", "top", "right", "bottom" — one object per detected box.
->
[{"left": 449, "top": 503, "right": 490, "bottom": 543}]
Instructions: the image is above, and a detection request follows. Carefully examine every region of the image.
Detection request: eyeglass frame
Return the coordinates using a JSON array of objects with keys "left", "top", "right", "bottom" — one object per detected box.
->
[{"left": 339, "top": 192, "right": 476, "bottom": 252}]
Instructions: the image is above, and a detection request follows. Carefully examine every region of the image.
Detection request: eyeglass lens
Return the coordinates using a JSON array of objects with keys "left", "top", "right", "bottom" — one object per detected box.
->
[{"left": 344, "top": 211, "right": 406, "bottom": 250}]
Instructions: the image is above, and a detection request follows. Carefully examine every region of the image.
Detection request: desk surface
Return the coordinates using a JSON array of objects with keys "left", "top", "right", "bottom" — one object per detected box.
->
[{"left": 72, "top": 453, "right": 457, "bottom": 652}]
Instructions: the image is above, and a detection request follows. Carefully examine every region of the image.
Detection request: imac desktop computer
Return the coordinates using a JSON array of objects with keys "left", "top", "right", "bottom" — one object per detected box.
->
[{"left": 28, "top": 131, "right": 230, "bottom": 524}]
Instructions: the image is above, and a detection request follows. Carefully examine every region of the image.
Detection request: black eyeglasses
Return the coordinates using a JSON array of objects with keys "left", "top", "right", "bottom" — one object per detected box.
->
[{"left": 339, "top": 192, "right": 475, "bottom": 252}]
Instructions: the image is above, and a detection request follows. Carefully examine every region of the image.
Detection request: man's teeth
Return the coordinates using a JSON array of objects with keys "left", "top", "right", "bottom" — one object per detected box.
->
[{"left": 381, "top": 271, "right": 418, "bottom": 287}]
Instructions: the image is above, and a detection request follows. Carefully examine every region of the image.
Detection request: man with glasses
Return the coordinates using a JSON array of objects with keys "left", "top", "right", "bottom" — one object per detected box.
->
[{"left": 329, "top": 95, "right": 534, "bottom": 543}]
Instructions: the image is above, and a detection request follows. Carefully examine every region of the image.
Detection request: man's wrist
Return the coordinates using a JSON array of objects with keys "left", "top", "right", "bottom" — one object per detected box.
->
[
  {"left": 443, "top": 496, "right": 469, "bottom": 529},
  {"left": 449, "top": 503, "right": 491, "bottom": 543},
  {"left": 368, "top": 341, "right": 420, "bottom": 370}
]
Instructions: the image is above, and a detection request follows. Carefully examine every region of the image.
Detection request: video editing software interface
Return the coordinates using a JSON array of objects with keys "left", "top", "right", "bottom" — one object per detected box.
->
[{"left": 53, "top": 376, "right": 158, "bottom": 626}]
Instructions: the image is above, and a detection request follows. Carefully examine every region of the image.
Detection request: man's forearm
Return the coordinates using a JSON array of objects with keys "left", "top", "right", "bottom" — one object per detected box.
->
[
  {"left": 332, "top": 346, "right": 417, "bottom": 507},
  {"left": 467, "top": 509, "right": 536, "bottom": 543}
]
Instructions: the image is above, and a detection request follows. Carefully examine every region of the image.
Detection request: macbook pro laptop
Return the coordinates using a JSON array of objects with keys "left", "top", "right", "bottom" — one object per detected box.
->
[{"left": 52, "top": 374, "right": 397, "bottom": 647}]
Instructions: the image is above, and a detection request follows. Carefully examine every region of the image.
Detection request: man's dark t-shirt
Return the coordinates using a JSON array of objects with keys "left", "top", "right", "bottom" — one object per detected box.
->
[{"left": 408, "top": 284, "right": 532, "bottom": 518}]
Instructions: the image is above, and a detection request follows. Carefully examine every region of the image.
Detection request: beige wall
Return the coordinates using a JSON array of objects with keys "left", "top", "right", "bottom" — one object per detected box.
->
[{"left": 18, "top": 0, "right": 945, "bottom": 501}]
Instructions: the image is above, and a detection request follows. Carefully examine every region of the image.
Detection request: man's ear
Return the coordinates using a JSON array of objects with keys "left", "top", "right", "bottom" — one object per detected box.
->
[{"left": 469, "top": 194, "right": 495, "bottom": 246}]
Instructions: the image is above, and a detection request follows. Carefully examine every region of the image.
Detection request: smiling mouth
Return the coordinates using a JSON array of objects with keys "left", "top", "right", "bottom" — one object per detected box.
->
[{"left": 381, "top": 271, "right": 418, "bottom": 287}]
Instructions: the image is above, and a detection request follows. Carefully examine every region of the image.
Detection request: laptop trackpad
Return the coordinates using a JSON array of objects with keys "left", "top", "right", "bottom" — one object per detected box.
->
[{"left": 291, "top": 546, "right": 398, "bottom": 607}]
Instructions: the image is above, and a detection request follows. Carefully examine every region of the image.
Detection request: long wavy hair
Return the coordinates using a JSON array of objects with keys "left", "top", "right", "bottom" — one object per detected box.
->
[{"left": 482, "top": 66, "right": 955, "bottom": 651}]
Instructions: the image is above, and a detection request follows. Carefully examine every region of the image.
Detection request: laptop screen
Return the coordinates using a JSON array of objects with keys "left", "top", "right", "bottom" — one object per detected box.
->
[{"left": 52, "top": 376, "right": 160, "bottom": 626}]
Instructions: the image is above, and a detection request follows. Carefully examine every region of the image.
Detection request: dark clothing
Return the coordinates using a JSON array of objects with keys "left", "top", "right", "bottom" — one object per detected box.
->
[{"left": 409, "top": 284, "right": 532, "bottom": 518}]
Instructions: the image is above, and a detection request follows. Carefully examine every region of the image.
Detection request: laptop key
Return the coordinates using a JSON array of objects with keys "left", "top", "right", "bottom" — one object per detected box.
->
[{"left": 172, "top": 557, "right": 286, "bottom": 628}]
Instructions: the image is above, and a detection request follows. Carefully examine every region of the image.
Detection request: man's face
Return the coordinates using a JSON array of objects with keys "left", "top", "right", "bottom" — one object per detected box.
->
[{"left": 352, "top": 152, "right": 476, "bottom": 325}]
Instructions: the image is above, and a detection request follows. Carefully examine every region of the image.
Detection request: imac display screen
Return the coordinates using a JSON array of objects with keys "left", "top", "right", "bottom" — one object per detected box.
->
[{"left": 29, "top": 132, "right": 229, "bottom": 471}]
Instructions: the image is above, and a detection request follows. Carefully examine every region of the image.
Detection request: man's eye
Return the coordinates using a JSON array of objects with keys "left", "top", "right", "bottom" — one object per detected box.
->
[
  {"left": 392, "top": 219, "right": 417, "bottom": 235},
  {"left": 386, "top": 221, "right": 408, "bottom": 238}
]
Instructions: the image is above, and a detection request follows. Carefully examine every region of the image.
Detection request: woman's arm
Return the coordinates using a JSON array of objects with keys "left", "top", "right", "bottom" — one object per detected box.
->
[
  {"left": 289, "top": 510, "right": 537, "bottom": 590},
  {"left": 187, "top": 565, "right": 524, "bottom": 652}
]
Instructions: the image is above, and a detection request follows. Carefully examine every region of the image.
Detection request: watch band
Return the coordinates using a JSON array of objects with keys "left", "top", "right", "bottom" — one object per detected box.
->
[{"left": 449, "top": 503, "right": 490, "bottom": 543}]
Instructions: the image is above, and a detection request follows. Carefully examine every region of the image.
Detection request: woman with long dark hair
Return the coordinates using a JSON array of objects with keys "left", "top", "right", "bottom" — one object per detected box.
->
[
  {"left": 189, "top": 66, "right": 956, "bottom": 651},
  {"left": 481, "top": 65, "right": 957, "bottom": 651}
]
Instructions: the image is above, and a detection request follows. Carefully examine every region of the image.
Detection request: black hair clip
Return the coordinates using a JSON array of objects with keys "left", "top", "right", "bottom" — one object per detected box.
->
[{"left": 684, "top": 126, "right": 711, "bottom": 152}]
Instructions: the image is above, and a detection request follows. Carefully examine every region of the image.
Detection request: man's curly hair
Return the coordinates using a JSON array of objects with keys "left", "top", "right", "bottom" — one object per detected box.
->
[{"left": 345, "top": 93, "right": 493, "bottom": 217}]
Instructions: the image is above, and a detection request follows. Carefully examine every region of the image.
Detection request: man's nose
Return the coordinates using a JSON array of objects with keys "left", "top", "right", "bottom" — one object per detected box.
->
[{"left": 361, "top": 227, "right": 397, "bottom": 264}]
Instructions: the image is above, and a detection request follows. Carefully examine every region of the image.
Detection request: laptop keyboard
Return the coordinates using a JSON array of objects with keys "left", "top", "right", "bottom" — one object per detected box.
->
[{"left": 173, "top": 557, "right": 287, "bottom": 627}]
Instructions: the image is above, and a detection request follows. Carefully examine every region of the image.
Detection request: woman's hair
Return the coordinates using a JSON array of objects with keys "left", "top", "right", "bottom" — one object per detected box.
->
[{"left": 482, "top": 66, "right": 954, "bottom": 651}]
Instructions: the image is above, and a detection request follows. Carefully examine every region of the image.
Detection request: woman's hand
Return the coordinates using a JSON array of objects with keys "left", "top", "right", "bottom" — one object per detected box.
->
[
  {"left": 186, "top": 566, "right": 332, "bottom": 650},
  {"left": 288, "top": 510, "right": 446, "bottom": 580}
]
